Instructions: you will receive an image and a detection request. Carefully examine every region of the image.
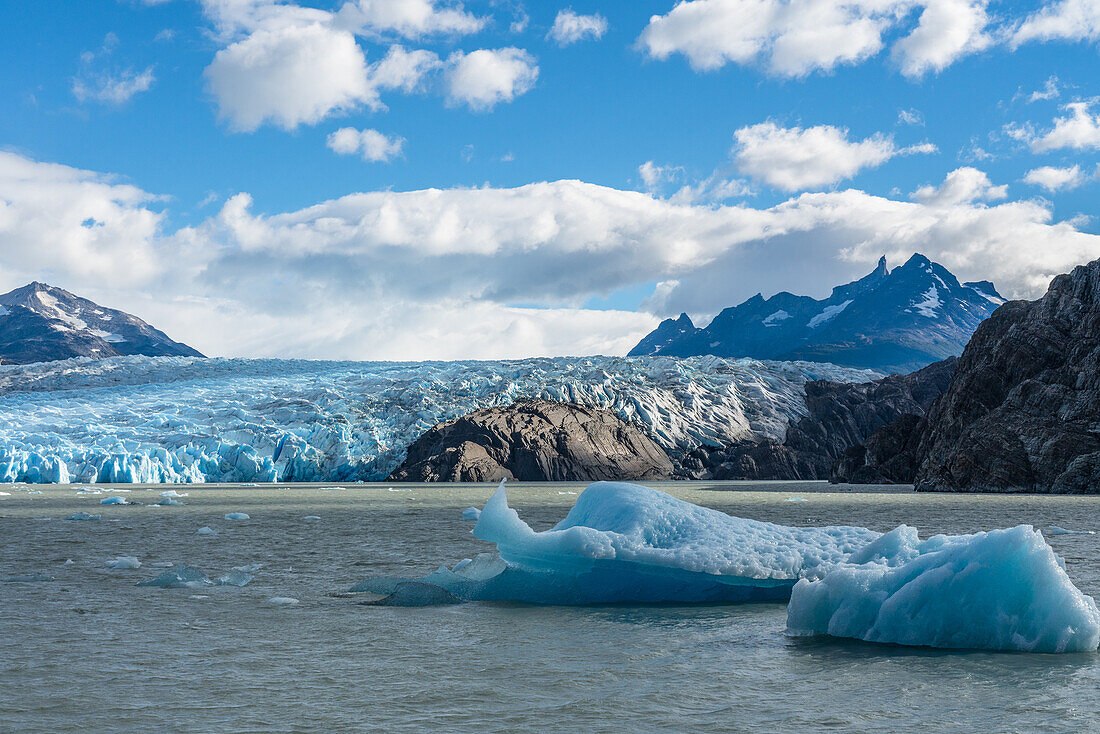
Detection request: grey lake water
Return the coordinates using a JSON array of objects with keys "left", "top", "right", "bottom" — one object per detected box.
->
[{"left": 3, "top": 480, "right": 1100, "bottom": 733}]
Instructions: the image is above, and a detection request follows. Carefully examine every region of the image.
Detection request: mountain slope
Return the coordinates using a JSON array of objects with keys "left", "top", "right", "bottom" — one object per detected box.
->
[
  {"left": 0, "top": 282, "right": 203, "bottom": 365},
  {"left": 629, "top": 254, "right": 1004, "bottom": 374}
]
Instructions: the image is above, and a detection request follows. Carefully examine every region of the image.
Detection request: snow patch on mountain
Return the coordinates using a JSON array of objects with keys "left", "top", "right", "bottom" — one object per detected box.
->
[
  {"left": 910, "top": 286, "right": 942, "bottom": 318},
  {"left": 0, "top": 355, "right": 879, "bottom": 484},
  {"left": 762, "top": 310, "right": 791, "bottom": 326},
  {"left": 807, "top": 300, "right": 852, "bottom": 329}
]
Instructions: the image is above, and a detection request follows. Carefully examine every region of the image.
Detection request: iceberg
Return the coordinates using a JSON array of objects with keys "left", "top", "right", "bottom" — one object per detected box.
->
[
  {"left": 0, "top": 354, "right": 879, "bottom": 483},
  {"left": 351, "top": 481, "right": 878, "bottom": 605},
  {"left": 195, "top": 526, "right": 217, "bottom": 535},
  {"left": 461, "top": 507, "right": 481, "bottom": 521},
  {"left": 100, "top": 496, "right": 128, "bottom": 505},
  {"left": 137, "top": 565, "right": 211, "bottom": 589},
  {"left": 156, "top": 497, "right": 184, "bottom": 506},
  {"left": 786, "top": 525, "right": 1100, "bottom": 653},
  {"left": 224, "top": 512, "right": 249, "bottom": 520}
]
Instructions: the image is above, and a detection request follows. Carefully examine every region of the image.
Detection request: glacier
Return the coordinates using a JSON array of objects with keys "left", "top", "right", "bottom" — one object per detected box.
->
[
  {"left": 351, "top": 481, "right": 879, "bottom": 604},
  {"left": 786, "top": 525, "right": 1100, "bottom": 653},
  {"left": 0, "top": 354, "right": 878, "bottom": 484}
]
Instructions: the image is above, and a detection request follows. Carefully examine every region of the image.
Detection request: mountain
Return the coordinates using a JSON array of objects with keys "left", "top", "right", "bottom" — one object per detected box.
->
[
  {"left": 0, "top": 282, "right": 203, "bottom": 365},
  {"left": 629, "top": 254, "right": 1005, "bottom": 374}
]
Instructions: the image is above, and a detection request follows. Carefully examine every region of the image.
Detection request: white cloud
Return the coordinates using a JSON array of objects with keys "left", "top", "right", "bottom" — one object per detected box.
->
[
  {"left": 732, "top": 121, "right": 936, "bottom": 191},
  {"left": 335, "top": 0, "right": 486, "bottom": 39},
  {"left": 1027, "top": 75, "right": 1061, "bottom": 103},
  {"left": 547, "top": 9, "right": 609, "bottom": 46},
  {"left": 1021, "top": 101, "right": 1100, "bottom": 152},
  {"left": 1023, "top": 164, "right": 1087, "bottom": 192},
  {"left": 898, "top": 108, "right": 924, "bottom": 125},
  {"left": 73, "top": 67, "right": 156, "bottom": 104},
  {"left": 638, "top": 0, "right": 990, "bottom": 78},
  {"left": 327, "top": 127, "right": 405, "bottom": 162},
  {"left": 638, "top": 161, "right": 680, "bottom": 191},
  {"left": 204, "top": 20, "right": 373, "bottom": 131},
  {"left": 446, "top": 48, "right": 539, "bottom": 111},
  {"left": 911, "top": 166, "right": 1007, "bottom": 205},
  {"left": 1013, "top": 0, "right": 1100, "bottom": 45},
  {"left": 5, "top": 152, "right": 1099, "bottom": 360},
  {"left": 366, "top": 45, "right": 442, "bottom": 95}
]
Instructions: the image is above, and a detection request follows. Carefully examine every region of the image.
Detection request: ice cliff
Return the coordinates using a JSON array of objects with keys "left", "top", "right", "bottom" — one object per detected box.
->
[{"left": 0, "top": 354, "right": 877, "bottom": 484}]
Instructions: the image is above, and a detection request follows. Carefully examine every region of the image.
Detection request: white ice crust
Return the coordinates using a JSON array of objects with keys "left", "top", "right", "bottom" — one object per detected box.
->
[{"left": 0, "top": 354, "right": 878, "bottom": 484}]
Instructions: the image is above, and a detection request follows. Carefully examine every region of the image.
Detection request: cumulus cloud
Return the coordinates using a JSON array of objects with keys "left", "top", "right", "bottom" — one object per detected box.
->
[
  {"left": 547, "top": 9, "right": 609, "bottom": 46},
  {"left": 1019, "top": 101, "right": 1100, "bottom": 152},
  {"left": 1013, "top": 0, "right": 1100, "bottom": 45},
  {"left": 204, "top": 19, "right": 372, "bottom": 131},
  {"left": 73, "top": 67, "right": 156, "bottom": 104},
  {"left": 1023, "top": 164, "right": 1087, "bottom": 192},
  {"left": 445, "top": 48, "right": 539, "bottom": 110},
  {"left": 897, "top": 108, "right": 924, "bottom": 125},
  {"left": 5, "top": 151, "right": 1099, "bottom": 359},
  {"left": 732, "top": 121, "right": 936, "bottom": 191},
  {"left": 638, "top": 0, "right": 990, "bottom": 78},
  {"left": 327, "top": 127, "right": 405, "bottom": 161},
  {"left": 334, "top": 0, "right": 486, "bottom": 39}
]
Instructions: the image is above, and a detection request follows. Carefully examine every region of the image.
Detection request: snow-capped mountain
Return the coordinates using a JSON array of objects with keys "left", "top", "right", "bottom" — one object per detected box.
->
[
  {"left": 0, "top": 282, "right": 203, "bottom": 364},
  {"left": 629, "top": 254, "right": 1006, "bottom": 374}
]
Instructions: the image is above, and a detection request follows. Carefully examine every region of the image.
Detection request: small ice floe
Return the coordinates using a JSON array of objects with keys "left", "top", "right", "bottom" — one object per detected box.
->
[
  {"left": 149, "top": 561, "right": 175, "bottom": 568},
  {"left": 64, "top": 559, "right": 74, "bottom": 565},
  {"left": 138, "top": 566, "right": 210, "bottom": 589},
  {"left": 215, "top": 570, "right": 254, "bottom": 587},
  {"left": 3, "top": 573, "right": 55, "bottom": 583},
  {"left": 786, "top": 497, "right": 808, "bottom": 502},
  {"left": 66, "top": 512, "right": 101, "bottom": 521},
  {"left": 461, "top": 507, "right": 481, "bottom": 521},
  {"left": 267, "top": 597, "right": 300, "bottom": 605},
  {"left": 106, "top": 556, "right": 142, "bottom": 570},
  {"left": 159, "top": 490, "right": 189, "bottom": 498},
  {"left": 1046, "top": 526, "right": 1095, "bottom": 536},
  {"left": 317, "top": 486, "right": 345, "bottom": 491},
  {"left": 195, "top": 526, "right": 217, "bottom": 535},
  {"left": 557, "top": 491, "right": 578, "bottom": 495},
  {"left": 76, "top": 488, "right": 103, "bottom": 495},
  {"left": 224, "top": 512, "right": 249, "bottom": 520},
  {"left": 360, "top": 581, "right": 463, "bottom": 607},
  {"left": 100, "top": 497, "right": 128, "bottom": 505},
  {"left": 0, "top": 491, "right": 11, "bottom": 496},
  {"left": 303, "top": 515, "right": 321, "bottom": 521},
  {"left": 387, "top": 487, "right": 410, "bottom": 492},
  {"left": 156, "top": 498, "right": 184, "bottom": 506}
]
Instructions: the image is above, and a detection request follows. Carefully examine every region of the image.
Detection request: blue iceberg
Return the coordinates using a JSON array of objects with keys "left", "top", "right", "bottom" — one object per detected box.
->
[
  {"left": 785, "top": 525, "right": 1100, "bottom": 653},
  {"left": 352, "top": 481, "right": 877, "bottom": 605}
]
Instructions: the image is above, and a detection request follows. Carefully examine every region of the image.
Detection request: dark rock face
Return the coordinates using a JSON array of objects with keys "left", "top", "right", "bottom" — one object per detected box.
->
[
  {"left": 629, "top": 254, "right": 1003, "bottom": 374},
  {"left": 389, "top": 400, "right": 673, "bottom": 482},
  {"left": 678, "top": 358, "right": 956, "bottom": 480},
  {"left": 913, "top": 258, "right": 1100, "bottom": 493},
  {"left": 0, "top": 282, "right": 203, "bottom": 365},
  {"left": 831, "top": 414, "right": 927, "bottom": 484}
]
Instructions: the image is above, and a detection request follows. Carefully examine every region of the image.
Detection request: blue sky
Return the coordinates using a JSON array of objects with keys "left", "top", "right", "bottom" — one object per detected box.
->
[{"left": 2, "top": 0, "right": 1100, "bottom": 359}]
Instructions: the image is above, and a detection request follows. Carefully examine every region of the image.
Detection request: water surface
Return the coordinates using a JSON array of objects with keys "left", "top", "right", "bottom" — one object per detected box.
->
[{"left": 2, "top": 481, "right": 1099, "bottom": 732}]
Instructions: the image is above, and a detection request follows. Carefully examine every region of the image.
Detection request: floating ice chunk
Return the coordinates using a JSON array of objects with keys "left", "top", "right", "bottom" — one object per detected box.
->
[
  {"left": 149, "top": 561, "right": 174, "bottom": 568},
  {"left": 353, "top": 481, "right": 878, "bottom": 605},
  {"left": 156, "top": 498, "right": 184, "bottom": 506},
  {"left": 317, "top": 486, "right": 345, "bottom": 491},
  {"left": 159, "top": 490, "right": 189, "bottom": 498},
  {"left": 224, "top": 512, "right": 249, "bottom": 520},
  {"left": 303, "top": 515, "right": 321, "bottom": 520},
  {"left": 461, "top": 507, "right": 481, "bottom": 521},
  {"left": 100, "top": 496, "right": 128, "bottom": 505},
  {"left": 361, "top": 581, "right": 464, "bottom": 607},
  {"left": 267, "top": 597, "right": 299, "bottom": 605},
  {"left": 1047, "top": 526, "right": 1095, "bottom": 536},
  {"left": 106, "top": 556, "right": 141, "bottom": 569},
  {"left": 215, "top": 570, "right": 253, "bottom": 587},
  {"left": 0, "top": 491, "right": 10, "bottom": 496},
  {"left": 195, "top": 526, "right": 217, "bottom": 535},
  {"left": 557, "top": 491, "right": 577, "bottom": 495},
  {"left": 786, "top": 497, "right": 808, "bottom": 502},
  {"left": 137, "top": 565, "right": 211, "bottom": 589},
  {"left": 3, "top": 572, "right": 53, "bottom": 581},
  {"left": 233, "top": 563, "right": 263, "bottom": 573},
  {"left": 786, "top": 525, "right": 1100, "bottom": 653},
  {"left": 66, "top": 512, "right": 101, "bottom": 521}
]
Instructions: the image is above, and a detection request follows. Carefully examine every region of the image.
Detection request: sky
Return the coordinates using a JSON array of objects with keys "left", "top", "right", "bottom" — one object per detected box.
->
[{"left": 2, "top": 0, "right": 1100, "bottom": 360}]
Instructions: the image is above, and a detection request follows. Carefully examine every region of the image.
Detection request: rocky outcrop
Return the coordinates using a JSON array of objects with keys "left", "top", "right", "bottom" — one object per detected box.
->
[
  {"left": 677, "top": 358, "right": 956, "bottom": 480},
  {"left": 831, "top": 414, "right": 927, "bottom": 484},
  {"left": 912, "top": 259, "right": 1100, "bottom": 492},
  {"left": 388, "top": 400, "right": 673, "bottom": 482}
]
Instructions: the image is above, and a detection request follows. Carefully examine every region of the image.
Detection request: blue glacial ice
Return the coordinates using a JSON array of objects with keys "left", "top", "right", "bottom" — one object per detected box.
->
[
  {"left": 65, "top": 512, "right": 100, "bottom": 521},
  {"left": 461, "top": 507, "right": 481, "bottom": 521},
  {"left": 138, "top": 564, "right": 255, "bottom": 588},
  {"left": 224, "top": 512, "right": 249, "bottom": 520},
  {"left": 785, "top": 525, "right": 1100, "bottom": 653},
  {"left": 106, "top": 556, "right": 141, "bottom": 569},
  {"left": 352, "top": 481, "right": 879, "bottom": 605},
  {"left": 0, "top": 354, "right": 878, "bottom": 484},
  {"left": 195, "top": 526, "right": 217, "bottom": 535}
]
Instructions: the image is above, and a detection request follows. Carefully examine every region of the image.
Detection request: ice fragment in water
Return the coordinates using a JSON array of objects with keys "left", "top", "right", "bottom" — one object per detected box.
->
[
  {"left": 786, "top": 525, "right": 1100, "bottom": 653},
  {"left": 361, "top": 582, "right": 464, "bottom": 607},
  {"left": 100, "top": 496, "right": 128, "bottom": 505},
  {"left": 1046, "top": 526, "right": 1094, "bottom": 536},
  {"left": 106, "top": 556, "right": 141, "bottom": 569},
  {"left": 224, "top": 512, "right": 249, "bottom": 520},
  {"left": 137, "top": 565, "right": 211, "bottom": 588},
  {"left": 267, "top": 597, "right": 299, "bottom": 605},
  {"left": 461, "top": 507, "right": 481, "bottom": 521},
  {"left": 159, "top": 490, "right": 188, "bottom": 498},
  {"left": 66, "top": 512, "right": 101, "bottom": 521},
  {"left": 215, "top": 570, "right": 253, "bottom": 587},
  {"left": 3, "top": 573, "right": 55, "bottom": 582},
  {"left": 303, "top": 515, "right": 321, "bottom": 520},
  {"left": 157, "top": 498, "right": 184, "bottom": 506},
  {"left": 195, "top": 526, "right": 217, "bottom": 535}
]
